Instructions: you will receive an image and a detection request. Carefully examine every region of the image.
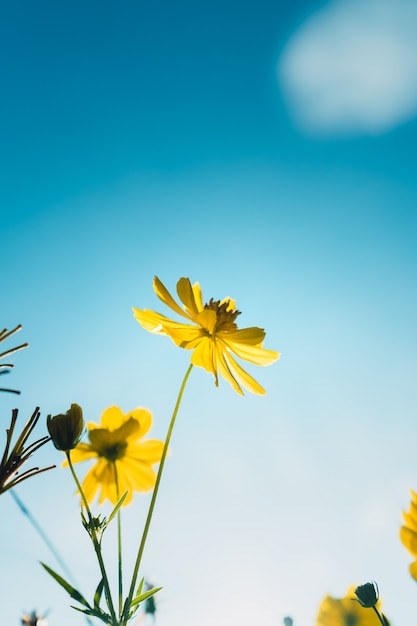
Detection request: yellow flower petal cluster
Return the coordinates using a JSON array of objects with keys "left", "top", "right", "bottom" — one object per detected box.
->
[
  {"left": 316, "top": 587, "right": 382, "bottom": 626},
  {"left": 400, "top": 489, "right": 417, "bottom": 580},
  {"left": 68, "top": 406, "right": 164, "bottom": 506},
  {"left": 133, "top": 276, "right": 280, "bottom": 395}
]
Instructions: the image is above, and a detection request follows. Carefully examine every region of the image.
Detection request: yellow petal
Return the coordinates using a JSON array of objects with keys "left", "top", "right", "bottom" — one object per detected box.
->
[
  {"left": 81, "top": 460, "right": 107, "bottom": 503},
  {"left": 117, "top": 456, "right": 157, "bottom": 492},
  {"left": 410, "top": 561, "right": 417, "bottom": 581},
  {"left": 154, "top": 276, "right": 191, "bottom": 319},
  {"left": 132, "top": 308, "right": 173, "bottom": 334},
  {"left": 400, "top": 526, "right": 417, "bottom": 557},
  {"left": 128, "top": 439, "right": 164, "bottom": 462},
  {"left": 224, "top": 350, "right": 266, "bottom": 395},
  {"left": 194, "top": 309, "right": 217, "bottom": 334},
  {"left": 177, "top": 277, "right": 201, "bottom": 317},
  {"left": 191, "top": 281, "right": 204, "bottom": 312},
  {"left": 403, "top": 510, "right": 417, "bottom": 533},
  {"left": 89, "top": 418, "right": 139, "bottom": 448},
  {"left": 64, "top": 443, "right": 97, "bottom": 465},
  {"left": 160, "top": 320, "right": 206, "bottom": 348},
  {"left": 100, "top": 406, "right": 126, "bottom": 430},
  {"left": 221, "top": 335, "right": 280, "bottom": 366},
  {"left": 190, "top": 336, "right": 217, "bottom": 379},
  {"left": 222, "top": 327, "right": 266, "bottom": 345},
  {"left": 215, "top": 345, "right": 244, "bottom": 395}
]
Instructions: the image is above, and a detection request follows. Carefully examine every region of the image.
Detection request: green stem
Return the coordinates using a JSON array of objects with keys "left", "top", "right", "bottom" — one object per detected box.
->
[
  {"left": 372, "top": 606, "right": 390, "bottom": 626},
  {"left": 66, "top": 451, "right": 118, "bottom": 626},
  {"left": 114, "top": 463, "right": 123, "bottom": 618},
  {"left": 122, "top": 363, "right": 194, "bottom": 624}
]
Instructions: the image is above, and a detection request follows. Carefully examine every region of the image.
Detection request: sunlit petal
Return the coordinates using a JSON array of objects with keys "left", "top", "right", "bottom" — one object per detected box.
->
[
  {"left": 194, "top": 309, "right": 217, "bottom": 334},
  {"left": 161, "top": 322, "right": 206, "bottom": 348},
  {"left": 128, "top": 439, "right": 165, "bottom": 462},
  {"left": 154, "top": 276, "right": 191, "bottom": 319},
  {"left": 100, "top": 406, "right": 126, "bottom": 430},
  {"left": 215, "top": 345, "right": 244, "bottom": 395},
  {"left": 222, "top": 337, "right": 280, "bottom": 366},
  {"left": 222, "top": 327, "right": 266, "bottom": 345},
  {"left": 118, "top": 456, "right": 157, "bottom": 492},
  {"left": 66, "top": 443, "right": 97, "bottom": 465},
  {"left": 190, "top": 336, "right": 217, "bottom": 379},
  {"left": 177, "top": 277, "right": 200, "bottom": 316},
  {"left": 132, "top": 308, "right": 173, "bottom": 334},
  {"left": 225, "top": 351, "right": 267, "bottom": 395}
]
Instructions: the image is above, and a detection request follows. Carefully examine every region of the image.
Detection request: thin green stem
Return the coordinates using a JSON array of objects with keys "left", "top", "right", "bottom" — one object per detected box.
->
[
  {"left": 114, "top": 463, "right": 123, "bottom": 618},
  {"left": 66, "top": 451, "right": 118, "bottom": 626},
  {"left": 372, "top": 606, "right": 390, "bottom": 626},
  {"left": 122, "top": 363, "right": 194, "bottom": 625}
]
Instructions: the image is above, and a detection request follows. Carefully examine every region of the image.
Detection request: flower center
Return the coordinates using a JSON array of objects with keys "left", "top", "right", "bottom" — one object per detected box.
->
[
  {"left": 100, "top": 441, "right": 128, "bottom": 462},
  {"left": 345, "top": 613, "right": 359, "bottom": 626},
  {"left": 204, "top": 298, "right": 241, "bottom": 332}
]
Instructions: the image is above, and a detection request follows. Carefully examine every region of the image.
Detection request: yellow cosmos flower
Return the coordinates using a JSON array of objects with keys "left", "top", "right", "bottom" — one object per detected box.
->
[
  {"left": 400, "top": 489, "right": 417, "bottom": 580},
  {"left": 68, "top": 406, "right": 164, "bottom": 506},
  {"left": 316, "top": 587, "right": 382, "bottom": 626},
  {"left": 132, "top": 276, "right": 280, "bottom": 395}
]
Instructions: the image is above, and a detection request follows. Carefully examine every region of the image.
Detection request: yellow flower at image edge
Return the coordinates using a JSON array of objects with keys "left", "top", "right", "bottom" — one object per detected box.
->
[
  {"left": 68, "top": 406, "right": 164, "bottom": 506},
  {"left": 133, "top": 276, "right": 280, "bottom": 395},
  {"left": 316, "top": 587, "right": 382, "bottom": 626},
  {"left": 400, "top": 489, "right": 417, "bottom": 580}
]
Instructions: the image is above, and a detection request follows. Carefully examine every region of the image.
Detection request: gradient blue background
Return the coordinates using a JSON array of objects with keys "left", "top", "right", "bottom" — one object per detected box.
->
[{"left": 2, "top": 0, "right": 417, "bottom": 624}]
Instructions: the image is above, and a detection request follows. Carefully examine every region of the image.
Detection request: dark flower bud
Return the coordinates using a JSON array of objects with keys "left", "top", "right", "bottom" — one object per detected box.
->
[
  {"left": 47, "top": 404, "right": 84, "bottom": 451},
  {"left": 354, "top": 581, "right": 379, "bottom": 608}
]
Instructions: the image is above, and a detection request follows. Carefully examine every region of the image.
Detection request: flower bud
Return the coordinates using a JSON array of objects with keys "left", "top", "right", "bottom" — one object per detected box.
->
[
  {"left": 354, "top": 581, "right": 379, "bottom": 608},
  {"left": 47, "top": 404, "right": 84, "bottom": 451}
]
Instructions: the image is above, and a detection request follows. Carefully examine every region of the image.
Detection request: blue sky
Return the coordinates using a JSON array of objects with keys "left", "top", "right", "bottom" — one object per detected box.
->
[{"left": 2, "top": 1, "right": 417, "bottom": 625}]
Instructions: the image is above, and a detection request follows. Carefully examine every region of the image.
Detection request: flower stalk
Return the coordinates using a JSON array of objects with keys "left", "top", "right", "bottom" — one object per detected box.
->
[
  {"left": 122, "top": 363, "right": 194, "bottom": 625},
  {"left": 65, "top": 451, "right": 118, "bottom": 625}
]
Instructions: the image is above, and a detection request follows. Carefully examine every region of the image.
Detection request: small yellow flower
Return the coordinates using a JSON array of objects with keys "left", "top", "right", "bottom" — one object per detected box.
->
[
  {"left": 316, "top": 587, "right": 382, "bottom": 626},
  {"left": 133, "top": 276, "right": 280, "bottom": 395},
  {"left": 68, "top": 406, "right": 164, "bottom": 506},
  {"left": 400, "top": 490, "right": 417, "bottom": 580}
]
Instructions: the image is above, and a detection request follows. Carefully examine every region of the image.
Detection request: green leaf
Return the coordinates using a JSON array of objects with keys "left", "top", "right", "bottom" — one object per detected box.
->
[
  {"left": 121, "top": 576, "right": 145, "bottom": 621},
  {"left": 129, "top": 585, "right": 162, "bottom": 608},
  {"left": 94, "top": 578, "right": 105, "bottom": 609},
  {"left": 71, "top": 605, "right": 113, "bottom": 624},
  {"left": 107, "top": 490, "right": 129, "bottom": 525},
  {"left": 135, "top": 577, "right": 145, "bottom": 597},
  {"left": 41, "top": 562, "right": 91, "bottom": 609}
]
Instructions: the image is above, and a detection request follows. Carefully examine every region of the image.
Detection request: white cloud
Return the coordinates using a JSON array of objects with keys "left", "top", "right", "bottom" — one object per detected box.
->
[{"left": 278, "top": 0, "right": 417, "bottom": 135}]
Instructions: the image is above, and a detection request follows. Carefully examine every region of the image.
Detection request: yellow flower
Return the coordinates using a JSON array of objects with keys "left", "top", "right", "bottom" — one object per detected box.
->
[
  {"left": 132, "top": 276, "right": 280, "bottom": 395},
  {"left": 316, "top": 587, "right": 382, "bottom": 626},
  {"left": 400, "top": 490, "right": 417, "bottom": 580},
  {"left": 68, "top": 406, "right": 164, "bottom": 506}
]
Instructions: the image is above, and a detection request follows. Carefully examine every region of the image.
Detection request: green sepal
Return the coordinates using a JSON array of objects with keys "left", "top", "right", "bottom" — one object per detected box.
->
[
  {"left": 41, "top": 562, "right": 91, "bottom": 608},
  {"left": 107, "top": 491, "right": 128, "bottom": 526}
]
